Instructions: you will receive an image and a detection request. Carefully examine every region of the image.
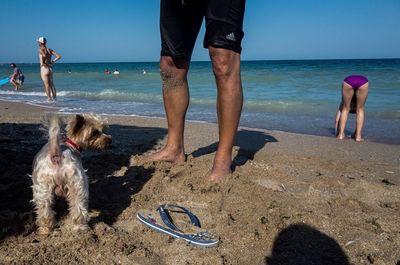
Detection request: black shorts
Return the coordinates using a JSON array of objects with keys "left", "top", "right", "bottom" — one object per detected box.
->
[
  {"left": 160, "top": 0, "right": 246, "bottom": 60},
  {"left": 18, "top": 75, "right": 25, "bottom": 84}
]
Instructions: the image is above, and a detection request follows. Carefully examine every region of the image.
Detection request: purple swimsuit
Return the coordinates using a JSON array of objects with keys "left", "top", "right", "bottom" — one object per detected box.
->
[{"left": 344, "top": 75, "right": 368, "bottom": 90}]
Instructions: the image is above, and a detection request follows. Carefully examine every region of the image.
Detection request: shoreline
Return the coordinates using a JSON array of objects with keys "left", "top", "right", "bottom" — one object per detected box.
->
[{"left": 1, "top": 98, "right": 399, "bottom": 146}]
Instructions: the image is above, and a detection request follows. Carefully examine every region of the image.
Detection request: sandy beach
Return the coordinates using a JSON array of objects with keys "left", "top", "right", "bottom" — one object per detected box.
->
[{"left": 0, "top": 99, "right": 399, "bottom": 265}]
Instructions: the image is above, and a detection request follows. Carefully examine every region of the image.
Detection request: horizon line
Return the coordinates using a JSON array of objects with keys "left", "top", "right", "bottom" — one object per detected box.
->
[{"left": 1, "top": 57, "right": 399, "bottom": 65}]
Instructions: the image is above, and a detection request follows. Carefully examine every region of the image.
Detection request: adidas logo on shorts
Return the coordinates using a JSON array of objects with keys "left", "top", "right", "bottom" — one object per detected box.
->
[{"left": 226, "top": 32, "right": 236, "bottom": 41}]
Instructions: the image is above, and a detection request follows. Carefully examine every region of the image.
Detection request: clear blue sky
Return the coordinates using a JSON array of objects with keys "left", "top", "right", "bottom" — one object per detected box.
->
[{"left": 1, "top": 0, "right": 399, "bottom": 63}]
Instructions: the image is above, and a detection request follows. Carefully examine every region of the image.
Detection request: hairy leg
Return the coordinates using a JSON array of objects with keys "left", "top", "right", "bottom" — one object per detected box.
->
[
  {"left": 337, "top": 82, "right": 354, "bottom": 140},
  {"left": 32, "top": 180, "right": 56, "bottom": 234},
  {"left": 354, "top": 83, "right": 369, "bottom": 141},
  {"left": 143, "top": 56, "right": 189, "bottom": 163},
  {"left": 66, "top": 171, "right": 89, "bottom": 231},
  {"left": 208, "top": 47, "right": 243, "bottom": 181}
]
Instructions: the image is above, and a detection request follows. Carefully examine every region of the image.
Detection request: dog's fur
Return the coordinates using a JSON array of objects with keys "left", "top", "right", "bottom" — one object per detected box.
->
[{"left": 31, "top": 114, "right": 112, "bottom": 234}]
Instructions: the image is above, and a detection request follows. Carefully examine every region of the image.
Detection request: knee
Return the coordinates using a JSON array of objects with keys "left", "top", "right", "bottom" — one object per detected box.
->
[
  {"left": 341, "top": 105, "right": 350, "bottom": 112},
  {"left": 356, "top": 105, "right": 365, "bottom": 112},
  {"left": 159, "top": 57, "right": 188, "bottom": 88},
  {"left": 159, "top": 58, "right": 175, "bottom": 83},
  {"left": 340, "top": 100, "right": 352, "bottom": 111},
  {"left": 209, "top": 48, "right": 238, "bottom": 81},
  {"left": 159, "top": 56, "right": 175, "bottom": 72},
  {"left": 211, "top": 56, "right": 235, "bottom": 82}
]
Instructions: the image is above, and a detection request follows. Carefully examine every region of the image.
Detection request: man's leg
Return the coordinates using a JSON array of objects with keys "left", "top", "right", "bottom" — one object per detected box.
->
[
  {"left": 145, "top": 56, "right": 189, "bottom": 163},
  {"left": 208, "top": 47, "right": 243, "bottom": 181}
]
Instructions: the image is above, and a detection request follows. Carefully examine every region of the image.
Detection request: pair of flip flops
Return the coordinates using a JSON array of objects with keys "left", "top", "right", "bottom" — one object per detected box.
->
[{"left": 137, "top": 204, "right": 219, "bottom": 247}]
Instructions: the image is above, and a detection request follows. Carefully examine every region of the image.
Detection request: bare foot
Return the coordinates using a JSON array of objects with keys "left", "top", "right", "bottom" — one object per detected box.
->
[
  {"left": 355, "top": 136, "right": 364, "bottom": 142},
  {"left": 352, "top": 131, "right": 364, "bottom": 142},
  {"left": 37, "top": 226, "right": 51, "bottom": 235},
  {"left": 73, "top": 224, "right": 89, "bottom": 232},
  {"left": 337, "top": 133, "right": 345, "bottom": 140},
  {"left": 142, "top": 147, "right": 185, "bottom": 164},
  {"left": 207, "top": 159, "right": 232, "bottom": 182}
]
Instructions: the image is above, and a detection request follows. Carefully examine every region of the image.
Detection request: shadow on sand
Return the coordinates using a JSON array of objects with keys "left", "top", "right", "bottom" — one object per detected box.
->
[
  {"left": 191, "top": 128, "right": 278, "bottom": 170},
  {"left": 265, "top": 223, "right": 350, "bottom": 265},
  {"left": 0, "top": 122, "right": 167, "bottom": 241}
]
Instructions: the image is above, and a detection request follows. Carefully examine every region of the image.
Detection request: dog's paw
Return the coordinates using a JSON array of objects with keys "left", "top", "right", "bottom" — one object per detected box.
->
[
  {"left": 37, "top": 226, "right": 52, "bottom": 235},
  {"left": 73, "top": 224, "right": 90, "bottom": 232}
]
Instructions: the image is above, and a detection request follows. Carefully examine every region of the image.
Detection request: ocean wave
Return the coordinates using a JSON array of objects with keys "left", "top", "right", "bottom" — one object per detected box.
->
[
  {"left": 0, "top": 90, "right": 45, "bottom": 96},
  {"left": 0, "top": 90, "right": 70, "bottom": 97},
  {"left": 63, "top": 89, "right": 164, "bottom": 103},
  {"left": 61, "top": 89, "right": 219, "bottom": 107},
  {"left": 244, "top": 100, "right": 311, "bottom": 112},
  {"left": 0, "top": 89, "right": 316, "bottom": 113}
]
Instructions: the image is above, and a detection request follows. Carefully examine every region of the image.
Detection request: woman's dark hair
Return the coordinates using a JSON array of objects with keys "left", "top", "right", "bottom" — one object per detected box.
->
[{"left": 10, "top": 63, "right": 16, "bottom": 67}]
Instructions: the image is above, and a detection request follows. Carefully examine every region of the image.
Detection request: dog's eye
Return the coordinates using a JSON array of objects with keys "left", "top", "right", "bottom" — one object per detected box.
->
[{"left": 92, "top": 130, "right": 100, "bottom": 137}]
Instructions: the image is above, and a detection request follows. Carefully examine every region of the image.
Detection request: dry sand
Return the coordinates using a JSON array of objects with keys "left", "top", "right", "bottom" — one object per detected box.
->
[{"left": 0, "top": 100, "right": 399, "bottom": 265}]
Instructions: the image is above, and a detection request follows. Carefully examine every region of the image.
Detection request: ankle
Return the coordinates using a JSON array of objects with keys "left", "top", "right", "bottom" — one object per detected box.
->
[
  {"left": 337, "top": 132, "right": 345, "bottom": 140},
  {"left": 214, "top": 151, "right": 232, "bottom": 163},
  {"left": 208, "top": 160, "right": 232, "bottom": 182},
  {"left": 213, "top": 157, "right": 232, "bottom": 168},
  {"left": 164, "top": 144, "right": 184, "bottom": 155}
]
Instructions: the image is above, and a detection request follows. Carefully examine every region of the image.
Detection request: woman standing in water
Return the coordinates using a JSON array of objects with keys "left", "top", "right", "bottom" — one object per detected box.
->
[
  {"left": 335, "top": 75, "right": 369, "bottom": 141},
  {"left": 37, "top": 37, "right": 61, "bottom": 101}
]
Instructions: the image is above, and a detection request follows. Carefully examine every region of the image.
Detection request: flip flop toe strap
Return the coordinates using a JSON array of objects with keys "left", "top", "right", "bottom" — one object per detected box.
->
[{"left": 157, "top": 204, "right": 201, "bottom": 232}]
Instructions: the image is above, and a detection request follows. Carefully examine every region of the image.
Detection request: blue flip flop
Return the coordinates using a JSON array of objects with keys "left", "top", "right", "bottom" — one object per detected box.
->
[{"left": 137, "top": 204, "right": 219, "bottom": 247}]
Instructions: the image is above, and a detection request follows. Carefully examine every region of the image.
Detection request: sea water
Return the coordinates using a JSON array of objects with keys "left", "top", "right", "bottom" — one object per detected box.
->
[{"left": 0, "top": 59, "right": 399, "bottom": 144}]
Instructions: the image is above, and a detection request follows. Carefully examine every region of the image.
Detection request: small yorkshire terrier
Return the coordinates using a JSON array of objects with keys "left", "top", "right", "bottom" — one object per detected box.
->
[{"left": 31, "top": 114, "right": 112, "bottom": 234}]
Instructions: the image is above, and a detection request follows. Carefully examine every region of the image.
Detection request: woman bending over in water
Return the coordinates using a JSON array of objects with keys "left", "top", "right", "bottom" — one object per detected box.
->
[
  {"left": 335, "top": 75, "right": 369, "bottom": 142},
  {"left": 37, "top": 37, "right": 61, "bottom": 101}
]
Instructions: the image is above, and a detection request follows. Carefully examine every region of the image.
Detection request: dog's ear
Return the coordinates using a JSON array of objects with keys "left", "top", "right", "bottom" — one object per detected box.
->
[{"left": 71, "top": 114, "right": 85, "bottom": 134}]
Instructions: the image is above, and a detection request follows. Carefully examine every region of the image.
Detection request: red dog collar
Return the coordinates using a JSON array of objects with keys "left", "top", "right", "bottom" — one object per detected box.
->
[{"left": 64, "top": 138, "right": 82, "bottom": 154}]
